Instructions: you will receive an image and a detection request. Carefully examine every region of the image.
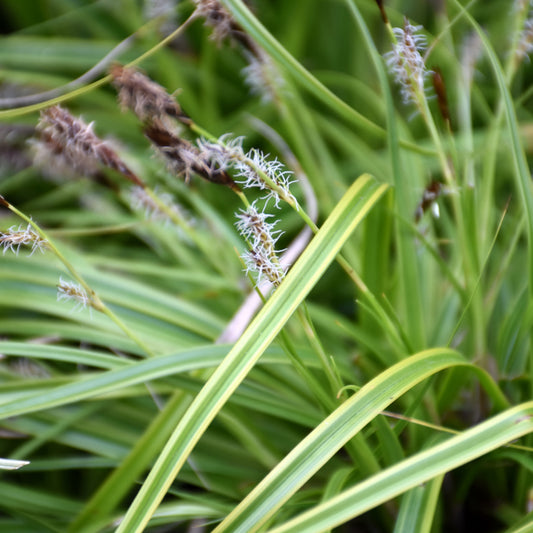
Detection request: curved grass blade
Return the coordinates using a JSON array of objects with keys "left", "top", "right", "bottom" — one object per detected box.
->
[
  {"left": 115, "top": 174, "right": 388, "bottom": 532},
  {"left": 214, "top": 349, "right": 508, "bottom": 532},
  {"left": 0, "top": 346, "right": 225, "bottom": 419},
  {"left": 268, "top": 402, "right": 533, "bottom": 533}
]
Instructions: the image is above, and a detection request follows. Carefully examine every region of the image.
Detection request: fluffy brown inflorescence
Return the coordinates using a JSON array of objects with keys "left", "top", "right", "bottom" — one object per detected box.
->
[
  {"left": 144, "top": 122, "right": 240, "bottom": 192},
  {"left": 193, "top": 0, "right": 254, "bottom": 49},
  {"left": 432, "top": 68, "right": 450, "bottom": 125},
  {"left": 110, "top": 64, "right": 190, "bottom": 126},
  {"left": 36, "top": 105, "right": 144, "bottom": 186},
  {"left": 111, "top": 64, "right": 241, "bottom": 192}
]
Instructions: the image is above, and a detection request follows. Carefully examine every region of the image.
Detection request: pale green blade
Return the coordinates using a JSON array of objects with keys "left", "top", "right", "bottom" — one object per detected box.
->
[
  {"left": 268, "top": 402, "right": 533, "bottom": 533},
  {"left": 115, "top": 174, "right": 388, "bottom": 532},
  {"left": 214, "top": 349, "right": 508, "bottom": 532}
]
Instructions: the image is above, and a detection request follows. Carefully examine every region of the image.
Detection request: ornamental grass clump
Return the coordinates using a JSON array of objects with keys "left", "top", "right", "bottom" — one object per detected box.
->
[{"left": 0, "top": 1, "right": 533, "bottom": 532}]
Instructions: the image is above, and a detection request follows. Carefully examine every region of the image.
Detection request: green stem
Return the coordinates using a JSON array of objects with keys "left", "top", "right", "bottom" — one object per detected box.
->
[
  {"left": 1, "top": 198, "right": 155, "bottom": 357},
  {"left": 297, "top": 305, "right": 344, "bottom": 398},
  {"left": 0, "top": 12, "right": 197, "bottom": 119}
]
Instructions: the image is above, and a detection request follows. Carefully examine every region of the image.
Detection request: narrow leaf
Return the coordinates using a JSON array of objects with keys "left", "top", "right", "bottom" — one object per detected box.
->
[{"left": 115, "top": 174, "right": 388, "bottom": 532}]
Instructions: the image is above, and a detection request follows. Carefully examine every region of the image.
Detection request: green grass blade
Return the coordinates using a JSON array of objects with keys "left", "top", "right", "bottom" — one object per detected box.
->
[
  {"left": 219, "top": 0, "right": 383, "bottom": 138},
  {"left": 114, "top": 174, "right": 388, "bottom": 533},
  {"left": 394, "top": 476, "right": 444, "bottom": 533},
  {"left": 268, "top": 402, "right": 533, "bottom": 533},
  {"left": 214, "top": 348, "right": 506, "bottom": 532},
  {"left": 0, "top": 347, "right": 225, "bottom": 419},
  {"left": 449, "top": 0, "right": 533, "bottom": 291}
]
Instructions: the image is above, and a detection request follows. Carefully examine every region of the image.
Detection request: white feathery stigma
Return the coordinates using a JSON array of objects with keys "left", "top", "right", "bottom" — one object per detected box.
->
[
  {"left": 235, "top": 202, "right": 285, "bottom": 287},
  {"left": 57, "top": 277, "right": 90, "bottom": 312},
  {"left": 234, "top": 148, "right": 296, "bottom": 208},
  {"left": 0, "top": 223, "right": 48, "bottom": 256},
  {"left": 385, "top": 20, "right": 431, "bottom": 106}
]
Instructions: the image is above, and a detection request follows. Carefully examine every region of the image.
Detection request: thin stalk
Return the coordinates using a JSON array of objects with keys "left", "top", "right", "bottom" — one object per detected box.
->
[
  {"left": 0, "top": 196, "right": 155, "bottom": 357},
  {"left": 191, "top": 122, "right": 407, "bottom": 354},
  {"left": 298, "top": 304, "right": 345, "bottom": 399},
  {"left": 219, "top": 0, "right": 435, "bottom": 157},
  {"left": 0, "top": 12, "right": 198, "bottom": 119}
]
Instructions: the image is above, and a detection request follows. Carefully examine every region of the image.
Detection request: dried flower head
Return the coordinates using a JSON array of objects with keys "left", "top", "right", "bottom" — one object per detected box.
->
[
  {"left": 198, "top": 134, "right": 296, "bottom": 207},
  {"left": 110, "top": 64, "right": 188, "bottom": 125},
  {"left": 414, "top": 180, "right": 443, "bottom": 222},
  {"left": 193, "top": 0, "right": 240, "bottom": 45},
  {"left": 196, "top": 134, "right": 245, "bottom": 171},
  {"left": 374, "top": 0, "right": 388, "bottom": 24},
  {"left": 236, "top": 202, "right": 282, "bottom": 249},
  {"left": 432, "top": 68, "right": 450, "bottom": 124},
  {"left": 385, "top": 20, "right": 431, "bottom": 106},
  {"left": 242, "top": 246, "right": 285, "bottom": 287},
  {"left": 0, "top": 223, "right": 48, "bottom": 256},
  {"left": 36, "top": 106, "right": 143, "bottom": 185},
  {"left": 145, "top": 123, "right": 240, "bottom": 191},
  {"left": 57, "top": 277, "right": 90, "bottom": 312}
]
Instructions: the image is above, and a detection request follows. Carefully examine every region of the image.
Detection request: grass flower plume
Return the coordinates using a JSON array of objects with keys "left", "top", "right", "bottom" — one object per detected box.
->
[
  {"left": 35, "top": 105, "right": 142, "bottom": 185},
  {"left": 385, "top": 19, "right": 431, "bottom": 106},
  {"left": 57, "top": 277, "right": 91, "bottom": 312},
  {"left": 0, "top": 223, "right": 48, "bottom": 256},
  {"left": 1, "top": 3, "right": 532, "bottom": 532},
  {"left": 236, "top": 202, "right": 286, "bottom": 287}
]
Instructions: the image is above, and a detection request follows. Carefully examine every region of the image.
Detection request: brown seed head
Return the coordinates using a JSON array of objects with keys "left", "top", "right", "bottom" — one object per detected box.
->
[
  {"left": 36, "top": 105, "right": 144, "bottom": 186},
  {"left": 145, "top": 122, "right": 240, "bottom": 192},
  {"left": 432, "top": 67, "right": 450, "bottom": 125},
  {"left": 414, "top": 180, "right": 443, "bottom": 222},
  {"left": 110, "top": 64, "right": 190, "bottom": 125},
  {"left": 374, "top": 0, "right": 388, "bottom": 24},
  {"left": 193, "top": 0, "right": 257, "bottom": 52}
]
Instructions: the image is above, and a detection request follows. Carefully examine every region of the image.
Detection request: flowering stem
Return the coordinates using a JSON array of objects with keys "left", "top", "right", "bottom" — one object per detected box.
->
[
  {"left": 0, "top": 196, "right": 155, "bottom": 357},
  {"left": 298, "top": 305, "right": 345, "bottom": 398},
  {"left": 191, "top": 116, "right": 406, "bottom": 353},
  {"left": 0, "top": 12, "right": 197, "bottom": 119}
]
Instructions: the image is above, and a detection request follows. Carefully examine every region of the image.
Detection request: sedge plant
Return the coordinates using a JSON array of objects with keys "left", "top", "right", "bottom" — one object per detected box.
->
[{"left": 0, "top": 0, "right": 532, "bottom": 532}]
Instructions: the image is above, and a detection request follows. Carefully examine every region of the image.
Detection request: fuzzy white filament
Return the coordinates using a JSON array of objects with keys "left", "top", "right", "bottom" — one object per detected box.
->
[
  {"left": 0, "top": 224, "right": 48, "bottom": 256},
  {"left": 198, "top": 135, "right": 297, "bottom": 208},
  {"left": 517, "top": 18, "right": 533, "bottom": 61},
  {"left": 385, "top": 21, "right": 430, "bottom": 106},
  {"left": 57, "top": 277, "right": 90, "bottom": 312},
  {"left": 196, "top": 134, "right": 245, "bottom": 171},
  {"left": 242, "top": 51, "right": 285, "bottom": 103},
  {"left": 235, "top": 202, "right": 285, "bottom": 287},
  {"left": 235, "top": 148, "right": 296, "bottom": 208}
]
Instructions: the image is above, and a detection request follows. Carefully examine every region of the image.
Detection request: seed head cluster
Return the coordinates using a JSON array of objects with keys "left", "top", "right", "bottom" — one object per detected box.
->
[
  {"left": 0, "top": 223, "right": 48, "bottom": 256},
  {"left": 517, "top": 18, "right": 533, "bottom": 61},
  {"left": 110, "top": 64, "right": 188, "bottom": 125},
  {"left": 57, "top": 277, "right": 91, "bottom": 312},
  {"left": 193, "top": 0, "right": 284, "bottom": 102},
  {"left": 35, "top": 105, "right": 142, "bottom": 185},
  {"left": 385, "top": 20, "right": 430, "bottom": 105},
  {"left": 236, "top": 202, "right": 286, "bottom": 287}
]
